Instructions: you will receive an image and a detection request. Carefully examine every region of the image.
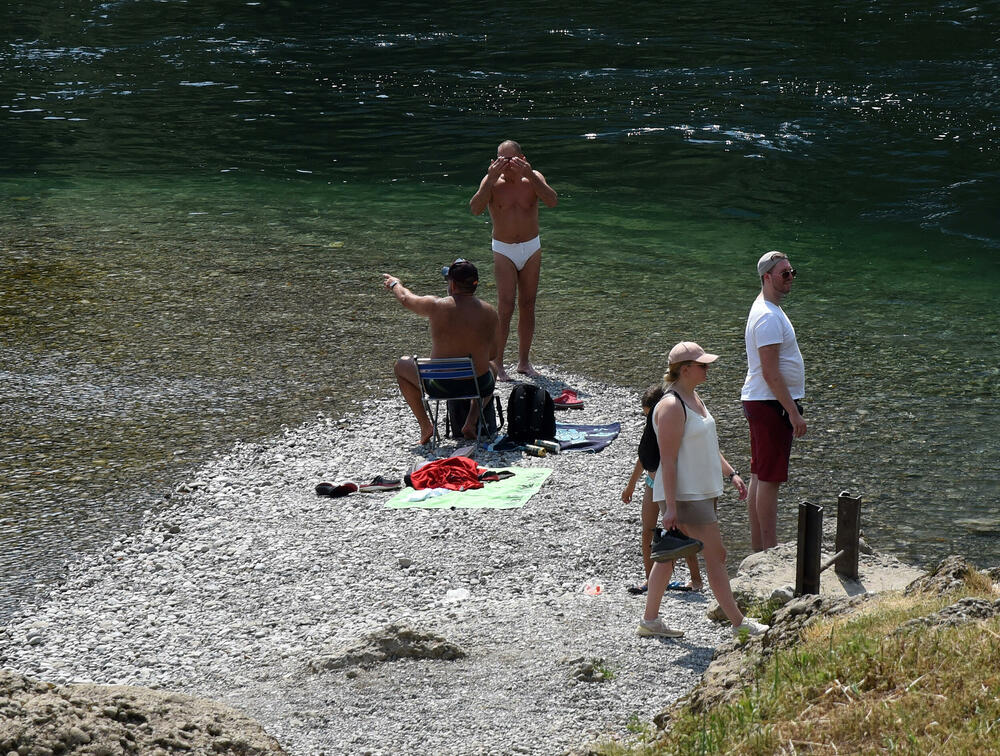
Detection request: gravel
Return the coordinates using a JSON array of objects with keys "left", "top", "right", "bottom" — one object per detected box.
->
[{"left": 1, "top": 368, "right": 747, "bottom": 755}]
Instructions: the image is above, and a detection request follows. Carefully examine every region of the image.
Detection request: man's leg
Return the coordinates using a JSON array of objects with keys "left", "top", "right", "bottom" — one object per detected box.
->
[
  {"left": 745, "top": 400, "right": 790, "bottom": 551},
  {"left": 515, "top": 249, "right": 541, "bottom": 376},
  {"left": 460, "top": 394, "right": 495, "bottom": 440},
  {"left": 393, "top": 357, "right": 434, "bottom": 445},
  {"left": 751, "top": 479, "right": 780, "bottom": 550},
  {"left": 492, "top": 252, "right": 518, "bottom": 381},
  {"left": 747, "top": 474, "right": 762, "bottom": 551}
]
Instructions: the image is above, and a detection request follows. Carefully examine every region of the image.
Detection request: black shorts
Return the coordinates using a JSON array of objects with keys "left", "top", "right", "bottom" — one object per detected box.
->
[{"left": 425, "top": 370, "right": 496, "bottom": 399}]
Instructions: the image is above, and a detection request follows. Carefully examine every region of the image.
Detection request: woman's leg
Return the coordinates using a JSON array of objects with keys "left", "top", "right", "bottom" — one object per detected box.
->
[
  {"left": 642, "top": 559, "right": 675, "bottom": 621},
  {"left": 682, "top": 521, "right": 745, "bottom": 627}
]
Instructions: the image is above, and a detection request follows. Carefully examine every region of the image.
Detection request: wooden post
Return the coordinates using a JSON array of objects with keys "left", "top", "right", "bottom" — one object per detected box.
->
[
  {"left": 835, "top": 491, "right": 862, "bottom": 580},
  {"left": 796, "top": 501, "right": 823, "bottom": 596}
]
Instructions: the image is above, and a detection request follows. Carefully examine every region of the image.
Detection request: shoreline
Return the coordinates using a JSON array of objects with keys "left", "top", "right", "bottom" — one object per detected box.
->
[{"left": 0, "top": 367, "right": 927, "bottom": 754}]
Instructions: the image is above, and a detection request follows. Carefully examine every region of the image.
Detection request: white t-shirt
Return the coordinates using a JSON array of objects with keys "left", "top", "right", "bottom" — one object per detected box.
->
[{"left": 741, "top": 293, "right": 805, "bottom": 401}]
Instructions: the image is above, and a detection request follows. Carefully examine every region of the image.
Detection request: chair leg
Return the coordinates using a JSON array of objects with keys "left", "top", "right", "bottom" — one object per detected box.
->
[
  {"left": 423, "top": 399, "right": 442, "bottom": 450},
  {"left": 473, "top": 396, "right": 490, "bottom": 452}
]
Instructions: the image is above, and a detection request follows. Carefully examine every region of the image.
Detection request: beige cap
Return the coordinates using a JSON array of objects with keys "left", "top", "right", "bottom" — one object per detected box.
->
[
  {"left": 757, "top": 250, "right": 787, "bottom": 276},
  {"left": 668, "top": 341, "right": 718, "bottom": 365}
]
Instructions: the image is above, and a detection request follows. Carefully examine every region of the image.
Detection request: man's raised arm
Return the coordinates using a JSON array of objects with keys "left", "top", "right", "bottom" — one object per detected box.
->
[
  {"left": 470, "top": 157, "right": 507, "bottom": 215},
  {"left": 528, "top": 168, "right": 558, "bottom": 208},
  {"left": 382, "top": 273, "right": 438, "bottom": 317}
]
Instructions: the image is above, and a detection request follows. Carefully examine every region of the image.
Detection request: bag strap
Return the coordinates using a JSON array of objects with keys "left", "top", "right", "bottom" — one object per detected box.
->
[{"left": 667, "top": 389, "right": 688, "bottom": 419}]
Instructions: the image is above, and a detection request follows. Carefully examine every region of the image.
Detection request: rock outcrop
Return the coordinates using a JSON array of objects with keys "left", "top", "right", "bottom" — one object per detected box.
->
[
  {"left": 0, "top": 668, "right": 285, "bottom": 755},
  {"left": 659, "top": 551, "right": 998, "bottom": 728}
]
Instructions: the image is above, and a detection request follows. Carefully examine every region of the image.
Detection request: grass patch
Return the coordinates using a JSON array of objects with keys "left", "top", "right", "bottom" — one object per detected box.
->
[
  {"left": 600, "top": 586, "right": 1000, "bottom": 754},
  {"left": 594, "top": 660, "right": 617, "bottom": 681}
]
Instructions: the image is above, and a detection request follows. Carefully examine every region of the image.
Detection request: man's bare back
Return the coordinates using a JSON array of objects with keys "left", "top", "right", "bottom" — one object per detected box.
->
[{"left": 427, "top": 295, "right": 498, "bottom": 376}]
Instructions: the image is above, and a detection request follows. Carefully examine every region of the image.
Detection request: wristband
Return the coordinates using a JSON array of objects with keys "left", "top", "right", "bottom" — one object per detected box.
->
[
  {"left": 389, "top": 280, "right": 399, "bottom": 289},
  {"left": 728, "top": 470, "right": 740, "bottom": 482}
]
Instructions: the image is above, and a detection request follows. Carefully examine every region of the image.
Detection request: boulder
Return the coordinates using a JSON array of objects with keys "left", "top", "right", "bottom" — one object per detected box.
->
[
  {"left": 730, "top": 542, "right": 924, "bottom": 602},
  {"left": 307, "top": 623, "right": 465, "bottom": 673},
  {"left": 904, "top": 555, "right": 990, "bottom": 596}
]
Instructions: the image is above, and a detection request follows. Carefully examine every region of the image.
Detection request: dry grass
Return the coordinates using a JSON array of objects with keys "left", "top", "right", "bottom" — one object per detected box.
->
[{"left": 596, "top": 584, "right": 1000, "bottom": 755}]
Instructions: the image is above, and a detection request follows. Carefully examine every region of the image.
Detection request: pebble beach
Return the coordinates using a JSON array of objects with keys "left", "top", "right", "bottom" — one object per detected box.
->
[{"left": 3, "top": 369, "right": 760, "bottom": 755}]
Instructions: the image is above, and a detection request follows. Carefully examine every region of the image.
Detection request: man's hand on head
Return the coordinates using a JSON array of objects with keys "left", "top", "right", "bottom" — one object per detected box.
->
[
  {"left": 508, "top": 156, "right": 530, "bottom": 177},
  {"left": 487, "top": 157, "right": 507, "bottom": 180}
]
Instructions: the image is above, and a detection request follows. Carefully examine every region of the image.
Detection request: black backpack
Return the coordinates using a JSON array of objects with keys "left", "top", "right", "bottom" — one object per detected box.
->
[
  {"left": 506, "top": 384, "right": 556, "bottom": 443},
  {"left": 637, "top": 390, "right": 687, "bottom": 472}
]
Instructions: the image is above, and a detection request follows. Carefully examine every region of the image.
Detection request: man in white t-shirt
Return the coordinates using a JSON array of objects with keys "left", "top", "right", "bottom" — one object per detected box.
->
[{"left": 741, "top": 251, "right": 807, "bottom": 551}]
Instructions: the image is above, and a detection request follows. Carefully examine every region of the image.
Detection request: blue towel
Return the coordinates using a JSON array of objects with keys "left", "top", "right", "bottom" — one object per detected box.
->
[
  {"left": 491, "top": 422, "right": 620, "bottom": 454},
  {"left": 554, "top": 422, "right": 621, "bottom": 452}
]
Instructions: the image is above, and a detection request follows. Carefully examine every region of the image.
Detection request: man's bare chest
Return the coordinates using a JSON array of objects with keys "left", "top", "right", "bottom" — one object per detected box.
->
[{"left": 491, "top": 180, "right": 536, "bottom": 209}]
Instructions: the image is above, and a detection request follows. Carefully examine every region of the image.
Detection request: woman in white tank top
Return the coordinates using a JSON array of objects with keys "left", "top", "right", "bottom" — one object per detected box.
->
[{"left": 639, "top": 342, "right": 769, "bottom": 640}]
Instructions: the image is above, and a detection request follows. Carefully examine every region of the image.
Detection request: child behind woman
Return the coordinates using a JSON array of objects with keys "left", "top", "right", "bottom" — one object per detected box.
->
[{"left": 621, "top": 384, "right": 703, "bottom": 594}]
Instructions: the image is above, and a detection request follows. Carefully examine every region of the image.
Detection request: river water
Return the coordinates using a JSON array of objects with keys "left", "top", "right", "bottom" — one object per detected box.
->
[{"left": 2, "top": 1, "right": 998, "bottom": 619}]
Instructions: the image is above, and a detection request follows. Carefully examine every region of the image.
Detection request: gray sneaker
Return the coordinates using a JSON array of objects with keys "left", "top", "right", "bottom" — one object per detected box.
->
[
  {"left": 637, "top": 618, "right": 684, "bottom": 638},
  {"left": 650, "top": 528, "right": 703, "bottom": 562},
  {"left": 733, "top": 617, "right": 769, "bottom": 637}
]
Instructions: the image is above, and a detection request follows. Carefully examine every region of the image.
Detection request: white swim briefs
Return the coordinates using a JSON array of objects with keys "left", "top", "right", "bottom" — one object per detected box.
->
[{"left": 492, "top": 235, "right": 541, "bottom": 271}]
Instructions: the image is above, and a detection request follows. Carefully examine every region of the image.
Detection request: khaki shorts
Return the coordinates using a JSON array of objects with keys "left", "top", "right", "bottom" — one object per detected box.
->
[{"left": 676, "top": 497, "right": 718, "bottom": 525}]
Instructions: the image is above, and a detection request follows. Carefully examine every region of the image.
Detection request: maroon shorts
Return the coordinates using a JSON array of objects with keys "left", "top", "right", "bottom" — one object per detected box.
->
[{"left": 743, "top": 400, "right": 794, "bottom": 483}]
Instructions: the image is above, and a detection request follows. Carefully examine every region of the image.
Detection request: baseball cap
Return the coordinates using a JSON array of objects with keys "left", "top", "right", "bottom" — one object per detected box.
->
[
  {"left": 441, "top": 258, "right": 479, "bottom": 286},
  {"left": 668, "top": 341, "right": 719, "bottom": 366},
  {"left": 757, "top": 250, "right": 787, "bottom": 276}
]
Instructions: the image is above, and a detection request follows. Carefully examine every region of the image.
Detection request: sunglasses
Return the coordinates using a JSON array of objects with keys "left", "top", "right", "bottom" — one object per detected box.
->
[{"left": 772, "top": 268, "right": 797, "bottom": 280}]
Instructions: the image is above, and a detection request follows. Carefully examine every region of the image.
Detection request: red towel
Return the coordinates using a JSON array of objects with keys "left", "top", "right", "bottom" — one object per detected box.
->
[{"left": 407, "top": 456, "right": 488, "bottom": 491}]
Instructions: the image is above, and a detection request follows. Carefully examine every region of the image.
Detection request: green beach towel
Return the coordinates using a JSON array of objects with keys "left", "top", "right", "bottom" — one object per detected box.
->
[{"left": 386, "top": 467, "right": 552, "bottom": 509}]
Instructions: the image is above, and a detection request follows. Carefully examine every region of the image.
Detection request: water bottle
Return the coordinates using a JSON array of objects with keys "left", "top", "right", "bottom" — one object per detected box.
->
[
  {"left": 524, "top": 444, "right": 547, "bottom": 457},
  {"left": 535, "top": 439, "right": 560, "bottom": 454}
]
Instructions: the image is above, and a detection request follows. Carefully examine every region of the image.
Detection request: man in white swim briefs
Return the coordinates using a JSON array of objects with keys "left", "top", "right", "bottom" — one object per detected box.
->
[{"left": 469, "top": 139, "right": 558, "bottom": 380}]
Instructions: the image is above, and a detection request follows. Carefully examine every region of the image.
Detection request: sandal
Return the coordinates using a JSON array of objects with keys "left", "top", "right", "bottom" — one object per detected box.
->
[
  {"left": 315, "top": 481, "right": 359, "bottom": 498},
  {"left": 553, "top": 388, "right": 584, "bottom": 410}
]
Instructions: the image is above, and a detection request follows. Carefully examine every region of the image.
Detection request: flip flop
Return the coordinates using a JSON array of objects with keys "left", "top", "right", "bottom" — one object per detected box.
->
[
  {"left": 666, "top": 581, "right": 693, "bottom": 592},
  {"left": 627, "top": 583, "right": 649, "bottom": 595},
  {"left": 315, "top": 481, "right": 359, "bottom": 498},
  {"left": 553, "top": 388, "right": 584, "bottom": 410}
]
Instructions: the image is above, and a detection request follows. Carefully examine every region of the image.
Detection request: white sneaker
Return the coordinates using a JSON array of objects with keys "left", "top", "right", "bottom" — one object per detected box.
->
[
  {"left": 734, "top": 617, "right": 769, "bottom": 637},
  {"left": 638, "top": 618, "right": 684, "bottom": 638}
]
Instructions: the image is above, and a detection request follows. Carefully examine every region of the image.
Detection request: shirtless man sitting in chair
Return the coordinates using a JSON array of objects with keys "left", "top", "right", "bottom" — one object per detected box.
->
[
  {"left": 470, "top": 139, "right": 558, "bottom": 381},
  {"left": 383, "top": 260, "right": 500, "bottom": 445}
]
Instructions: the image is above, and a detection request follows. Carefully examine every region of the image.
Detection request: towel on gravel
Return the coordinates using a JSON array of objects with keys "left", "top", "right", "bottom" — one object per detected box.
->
[
  {"left": 386, "top": 467, "right": 552, "bottom": 509},
  {"left": 491, "top": 422, "right": 620, "bottom": 453},
  {"left": 554, "top": 422, "right": 620, "bottom": 452}
]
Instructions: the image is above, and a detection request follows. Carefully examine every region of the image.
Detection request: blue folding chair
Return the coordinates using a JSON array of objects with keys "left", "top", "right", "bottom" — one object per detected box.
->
[{"left": 414, "top": 356, "right": 495, "bottom": 451}]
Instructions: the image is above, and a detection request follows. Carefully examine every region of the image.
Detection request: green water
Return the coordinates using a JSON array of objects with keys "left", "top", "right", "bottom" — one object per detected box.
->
[{"left": 1, "top": 1, "right": 998, "bottom": 617}]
